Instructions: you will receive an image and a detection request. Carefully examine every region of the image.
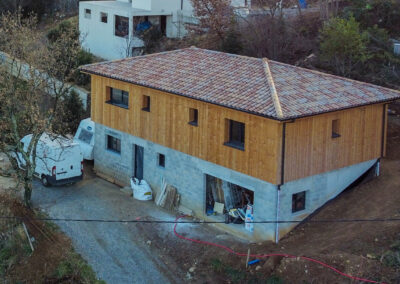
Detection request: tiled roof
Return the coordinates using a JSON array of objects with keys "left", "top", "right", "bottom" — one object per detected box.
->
[{"left": 81, "top": 47, "right": 400, "bottom": 120}]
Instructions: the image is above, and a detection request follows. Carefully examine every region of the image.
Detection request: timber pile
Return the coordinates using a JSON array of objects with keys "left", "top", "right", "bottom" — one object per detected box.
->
[{"left": 155, "top": 179, "right": 180, "bottom": 212}]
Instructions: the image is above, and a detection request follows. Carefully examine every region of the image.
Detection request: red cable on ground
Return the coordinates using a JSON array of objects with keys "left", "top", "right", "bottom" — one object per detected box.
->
[{"left": 173, "top": 216, "right": 384, "bottom": 284}]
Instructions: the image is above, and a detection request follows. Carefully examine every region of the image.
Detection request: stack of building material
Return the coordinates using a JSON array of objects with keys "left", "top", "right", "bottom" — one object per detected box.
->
[{"left": 155, "top": 178, "right": 180, "bottom": 212}]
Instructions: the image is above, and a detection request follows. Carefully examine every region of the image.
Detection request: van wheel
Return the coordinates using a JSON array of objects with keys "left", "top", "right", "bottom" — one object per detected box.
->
[{"left": 41, "top": 175, "right": 50, "bottom": 187}]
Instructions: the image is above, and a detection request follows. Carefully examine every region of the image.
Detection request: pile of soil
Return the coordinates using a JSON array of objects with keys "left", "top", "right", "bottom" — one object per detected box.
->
[{"left": 0, "top": 194, "right": 81, "bottom": 283}]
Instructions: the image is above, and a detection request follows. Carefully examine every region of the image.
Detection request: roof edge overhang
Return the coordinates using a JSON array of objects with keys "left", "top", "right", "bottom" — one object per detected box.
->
[{"left": 81, "top": 69, "right": 400, "bottom": 123}]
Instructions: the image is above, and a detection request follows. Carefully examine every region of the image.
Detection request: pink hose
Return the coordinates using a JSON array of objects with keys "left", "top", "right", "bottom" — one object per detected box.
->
[{"left": 173, "top": 216, "right": 384, "bottom": 284}]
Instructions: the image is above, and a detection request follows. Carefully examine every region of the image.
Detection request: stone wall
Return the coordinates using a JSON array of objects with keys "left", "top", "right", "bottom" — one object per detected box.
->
[
  {"left": 93, "top": 122, "right": 377, "bottom": 242},
  {"left": 94, "top": 122, "right": 278, "bottom": 241}
]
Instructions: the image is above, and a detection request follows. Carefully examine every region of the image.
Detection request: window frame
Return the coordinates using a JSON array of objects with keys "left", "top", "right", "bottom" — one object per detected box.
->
[
  {"left": 84, "top": 9, "right": 91, "bottom": 19},
  {"left": 100, "top": 12, "right": 108, "bottom": 23},
  {"left": 142, "top": 95, "right": 151, "bottom": 112},
  {"left": 107, "top": 87, "right": 129, "bottom": 109},
  {"left": 115, "top": 15, "right": 129, "bottom": 37},
  {"left": 292, "top": 191, "right": 306, "bottom": 213},
  {"left": 107, "top": 135, "right": 121, "bottom": 154},
  {"left": 158, "top": 153, "right": 165, "bottom": 168},
  {"left": 224, "top": 119, "right": 245, "bottom": 150},
  {"left": 332, "top": 119, "right": 341, "bottom": 138},
  {"left": 189, "top": 108, "right": 198, "bottom": 126}
]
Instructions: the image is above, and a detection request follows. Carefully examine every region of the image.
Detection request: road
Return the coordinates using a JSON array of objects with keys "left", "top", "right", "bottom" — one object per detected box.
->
[{"left": 31, "top": 171, "right": 183, "bottom": 284}]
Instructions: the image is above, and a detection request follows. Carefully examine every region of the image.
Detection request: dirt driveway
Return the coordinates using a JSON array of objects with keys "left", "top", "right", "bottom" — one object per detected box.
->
[{"left": 31, "top": 169, "right": 188, "bottom": 284}]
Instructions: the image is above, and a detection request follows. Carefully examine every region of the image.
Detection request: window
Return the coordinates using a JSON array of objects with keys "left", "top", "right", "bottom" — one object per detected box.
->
[
  {"left": 107, "top": 87, "right": 129, "bottom": 108},
  {"left": 332, "top": 119, "right": 340, "bottom": 138},
  {"left": 142, "top": 95, "right": 150, "bottom": 112},
  {"left": 100, "top": 12, "right": 108, "bottom": 23},
  {"left": 115, "top": 15, "right": 129, "bottom": 37},
  {"left": 107, "top": 135, "right": 121, "bottom": 153},
  {"left": 292, "top": 191, "right": 306, "bottom": 213},
  {"left": 189, "top": 108, "right": 198, "bottom": 126},
  {"left": 224, "top": 119, "right": 245, "bottom": 150},
  {"left": 84, "top": 9, "right": 91, "bottom": 19},
  {"left": 78, "top": 129, "right": 93, "bottom": 144},
  {"left": 160, "top": 15, "right": 166, "bottom": 36},
  {"left": 158, "top": 153, "right": 165, "bottom": 168}
]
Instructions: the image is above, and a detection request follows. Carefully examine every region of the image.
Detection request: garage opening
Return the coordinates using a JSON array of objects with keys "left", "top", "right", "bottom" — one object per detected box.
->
[{"left": 205, "top": 175, "right": 254, "bottom": 227}]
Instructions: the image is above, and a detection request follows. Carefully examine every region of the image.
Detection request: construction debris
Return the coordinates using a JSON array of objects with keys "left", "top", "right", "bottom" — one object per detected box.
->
[{"left": 155, "top": 178, "right": 180, "bottom": 211}]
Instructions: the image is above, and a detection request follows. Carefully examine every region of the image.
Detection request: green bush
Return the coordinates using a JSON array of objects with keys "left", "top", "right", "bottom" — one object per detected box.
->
[
  {"left": 73, "top": 49, "right": 94, "bottom": 86},
  {"left": 47, "top": 20, "right": 79, "bottom": 43},
  {"left": 319, "top": 16, "right": 370, "bottom": 77},
  {"left": 55, "top": 251, "right": 105, "bottom": 283}
]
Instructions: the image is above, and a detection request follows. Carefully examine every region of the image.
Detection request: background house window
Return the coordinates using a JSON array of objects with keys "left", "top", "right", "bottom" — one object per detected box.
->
[
  {"left": 142, "top": 95, "right": 150, "bottom": 112},
  {"left": 100, "top": 12, "right": 108, "bottom": 23},
  {"left": 115, "top": 15, "right": 129, "bottom": 37},
  {"left": 332, "top": 119, "right": 340, "bottom": 138},
  {"left": 189, "top": 108, "right": 198, "bottom": 126},
  {"left": 84, "top": 9, "right": 91, "bottom": 19},
  {"left": 107, "top": 135, "right": 121, "bottom": 153},
  {"left": 292, "top": 191, "right": 306, "bottom": 213},
  {"left": 224, "top": 119, "right": 245, "bottom": 150},
  {"left": 158, "top": 153, "right": 165, "bottom": 168},
  {"left": 108, "top": 87, "right": 129, "bottom": 108}
]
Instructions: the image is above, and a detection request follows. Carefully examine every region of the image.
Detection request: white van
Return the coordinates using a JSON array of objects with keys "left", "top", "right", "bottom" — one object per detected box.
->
[
  {"left": 73, "top": 118, "right": 95, "bottom": 160},
  {"left": 18, "top": 133, "right": 84, "bottom": 186}
]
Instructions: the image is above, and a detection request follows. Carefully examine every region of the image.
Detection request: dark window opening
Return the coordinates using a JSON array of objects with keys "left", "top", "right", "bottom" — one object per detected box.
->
[
  {"left": 142, "top": 95, "right": 150, "bottom": 112},
  {"left": 84, "top": 9, "right": 91, "bottom": 19},
  {"left": 101, "top": 12, "right": 108, "bottom": 23},
  {"left": 107, "top": 135, "right": 121, "bottom": 153},
  {"left": 107, "top": 87, "right": 129, "bottom": 108},
  {"left": 160, "top": 15, "right": 167, "bottom": 36},
  {"left": 224, "top": 119, "right": 245, "bottom": 150},
  {"left": 115, "top": 15, "right": 129, "bottom": 37},
  {"left": 332, "top": 119, "right": 340, "bottom": 138},
  {"left": 292, "top": 191, "right": 306, "bottom": 213},
  {"left": 189, "top": 108, "right": 198, "bottom": 126},
  {"left": 158, "top": 153, "right": 165, "bottom": 168}
]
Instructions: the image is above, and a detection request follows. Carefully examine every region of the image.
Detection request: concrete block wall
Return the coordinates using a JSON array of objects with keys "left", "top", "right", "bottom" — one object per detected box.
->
[
  {"left": 277, "top": 159, "right": 377, "bottom": 239},
  {"left": 94, "top": 122, "right": 378, "bottom": 242},
  {"left": 94, "top": 123, "right": 278, "bottom": 241}
]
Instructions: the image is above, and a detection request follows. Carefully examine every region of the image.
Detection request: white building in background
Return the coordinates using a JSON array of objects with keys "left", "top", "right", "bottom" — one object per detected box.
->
[{"left": 79, "top": 0, "right": 251, "bottom": 60}]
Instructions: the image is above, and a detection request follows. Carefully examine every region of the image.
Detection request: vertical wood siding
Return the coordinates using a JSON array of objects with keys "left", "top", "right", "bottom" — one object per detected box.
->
[
  {"left": 91, "top": 75, "right": 283, "bottom": 184},
  {"left": 283, "top": 104, "right": 385, "bottom": 183}
]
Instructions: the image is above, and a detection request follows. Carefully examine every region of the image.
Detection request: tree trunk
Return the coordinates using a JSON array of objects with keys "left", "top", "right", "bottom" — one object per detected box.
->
[{"left": 24, "top": 180, "right": 33, "bottom": 207}]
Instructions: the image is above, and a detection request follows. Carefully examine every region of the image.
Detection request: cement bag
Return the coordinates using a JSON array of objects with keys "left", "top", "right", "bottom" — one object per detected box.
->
[{"left": 131, "top": 178, "right": 153, "bottom": 201}]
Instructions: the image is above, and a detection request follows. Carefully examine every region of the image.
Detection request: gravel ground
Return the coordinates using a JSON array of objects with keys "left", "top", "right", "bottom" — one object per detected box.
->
[{"left": 31, "top": 167, "right": 184, "bottom": 284}]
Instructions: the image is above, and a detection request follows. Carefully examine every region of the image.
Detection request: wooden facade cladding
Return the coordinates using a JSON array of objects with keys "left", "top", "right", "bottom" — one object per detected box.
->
[
  {"left": 283, "top": 104, "right": 385, "bottom": 183},
  {"left": 90, "top": 75, "right": 283, "bottom": 184},
  {"left": 90, "top": 75, "right": 387, "bottom": 185}
]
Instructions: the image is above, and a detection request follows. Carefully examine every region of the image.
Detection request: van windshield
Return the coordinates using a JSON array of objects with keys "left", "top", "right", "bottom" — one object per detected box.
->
[{"left": 78, "top": 129, "right": 93, "bottom": 144}]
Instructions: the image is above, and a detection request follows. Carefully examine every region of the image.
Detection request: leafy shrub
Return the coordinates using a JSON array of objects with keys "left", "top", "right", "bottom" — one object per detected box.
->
[
  {"left": 73, "top": 49, "right": 94, "bottom": 86},
  {"left": 319, "top": 16, "right": 370, "bottom": 77},
  {"left": 47, "top": 20, "right": 79, "bottom": 43}
]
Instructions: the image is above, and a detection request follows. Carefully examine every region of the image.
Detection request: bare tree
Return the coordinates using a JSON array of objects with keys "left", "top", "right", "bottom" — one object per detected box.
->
[
  {"left": 188, "top": 0, "right": 236, "bottom": 49},
  {"left": 0, "top": 10, "right": 81, "bottom": 206}
]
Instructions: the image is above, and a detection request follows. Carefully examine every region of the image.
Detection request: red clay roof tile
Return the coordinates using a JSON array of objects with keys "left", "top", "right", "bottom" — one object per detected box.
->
[{"left": 81, "top": 47, "right": 400, "bottom": 120}]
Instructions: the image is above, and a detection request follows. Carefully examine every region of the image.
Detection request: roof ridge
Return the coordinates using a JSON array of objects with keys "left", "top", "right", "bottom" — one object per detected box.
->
[
  {"left": 262, "top": 58, "right": 284, "bottom": 119},
  {"left": 269, "top": 60, "right": 400, "bottom": 94}
]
